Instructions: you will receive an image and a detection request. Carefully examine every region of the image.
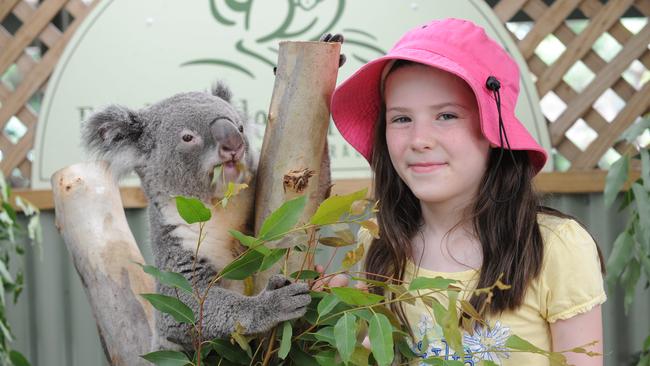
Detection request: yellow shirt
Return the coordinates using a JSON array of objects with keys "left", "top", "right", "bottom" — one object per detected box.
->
[{"left": 366, "top": 214, "right": 606, "bottom": 365}]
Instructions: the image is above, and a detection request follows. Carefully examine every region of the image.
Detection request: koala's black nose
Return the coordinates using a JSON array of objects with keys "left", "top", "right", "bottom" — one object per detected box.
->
[{"left": 212, "top": 118, "right": 245, "bottom": 161}]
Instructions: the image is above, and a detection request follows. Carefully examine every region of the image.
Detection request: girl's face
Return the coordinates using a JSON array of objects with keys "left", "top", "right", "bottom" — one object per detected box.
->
[{"left": 384, "top": 64, "right": 490, "bottom": 207}]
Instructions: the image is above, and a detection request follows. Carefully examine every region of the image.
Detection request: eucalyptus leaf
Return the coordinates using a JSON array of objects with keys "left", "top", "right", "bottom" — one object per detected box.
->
[
  {"left": 621, "top": 259, "right": 641, "bottom": 314},
  {"left": 342, "top": 244, "right": 365, "bottom": 270},
  {"left": 313, "top": 326, "right": 336, "bottom": 347},
  {"left": 228, "top": 230, "right": 264, "bottom": 252},
  {"left": 604, "top": 156, "right": 629, "bottom": 208},
  {"left": 208, "top": 339, "right": 250, "bottom": 364},
  {"left": 174, "top": 196, "right": 211, "bottom": 224},
  {"left": 369, "top": 313, "right": 394, "bottom": 366},
  {"left": 220, "top": 250, "right": 264, "bottom": 280},
  {"left": 278, "top": 321, "right": 292, "bottom": 359},
  {"left": 632, "top": 183, "right": 650, "bottom": 244},
  {"left": 9, "top": 350, "right": 30, "bottom": 366},
  {"left": 0, "top": 260, "right": 14, "bottom": 285},
  {"left": 360, "top": 220, "right": 380, "bottom": 239},
  {"left": 139, "top": 264, "right": 193, "bottom": 295},
  {"left": 314, "top": 350, "right": 337, "bottom": 366},
  {"left": 141, "top": 350, "right": 190, "bottom": 366},
  {"left": 505, "top": 335, "right": 544, "bottom": 353},
  {"left": 317, "top": 293, "right": 340, "bottom": 317},
  {"left": 605, "top": 231, "right": 635, "bottom": 286},
  {"left": 621, "top": 116, "right": 650, "bottom": 143},
  {"left": 259, "top": 195, "right": 306, "bottom": 240},
  {"left": 259, "top": 248, "right": 287, "bottom": 271},
  {"left": 289, "top": 347, "right": 320, "bottom": 366},
  {"left": 409, "top": 276, "right": 456, "bottom": 291},
  {"left": 350, "top": 345, "right": 371, "bottom": 366},
  {"left": 318, "top": 236, "right": 355, "bottom": 247},
  {"left": 334, "top": 312, "right": 357, "bottom": 364},
  {"left": 310, "top": 189, "right": 368, "bottom": 225},
  {"left": 290, "top": 270, "right": 320, "bottom": 280},
  {"left": 2, "top": 202, "right": 17, "bottom": 223},
  {"left": 442, "top": 291, "right": 463, "bottom": 357},
  {"left": 331, "top": 287, "right": 383, "bottom": 306},
  {"left": 140, "top": 294, "right": 195, "bottom": 324},
  {"left": 231, "top": 325, "right": 253, "bottom": 358}
]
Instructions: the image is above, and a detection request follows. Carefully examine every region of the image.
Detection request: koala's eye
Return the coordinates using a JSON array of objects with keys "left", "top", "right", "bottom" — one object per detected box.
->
[
  {"left": 182, "top": 134, "right": 194, "bottom": 142},
  {"left": 238, "top": 125, "right": 244, "bottom": 133}
]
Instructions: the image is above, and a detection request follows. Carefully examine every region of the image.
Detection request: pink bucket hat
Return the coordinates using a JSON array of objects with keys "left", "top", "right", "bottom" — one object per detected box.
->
[{"left": 331, "top": 18, "right": 548, "bottom": 173}]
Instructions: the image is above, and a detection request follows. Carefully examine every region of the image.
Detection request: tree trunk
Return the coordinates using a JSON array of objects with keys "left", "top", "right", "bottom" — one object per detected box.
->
[
  {"left": 254, "top": 41, "right": 341, "bottom": 291},
  {"left": 51, "top": 162, "right": 155, "bottom": 366}
]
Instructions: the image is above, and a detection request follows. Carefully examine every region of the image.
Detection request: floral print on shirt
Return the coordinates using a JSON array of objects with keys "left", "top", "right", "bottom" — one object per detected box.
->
[{"left": 409, "top": 313, "right": 511, "bottom": 365}]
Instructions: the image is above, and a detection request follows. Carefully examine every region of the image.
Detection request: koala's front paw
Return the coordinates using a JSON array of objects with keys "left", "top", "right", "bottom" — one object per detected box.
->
[{"left": 261, "top": 278, "right": 311, "bottom": 322}]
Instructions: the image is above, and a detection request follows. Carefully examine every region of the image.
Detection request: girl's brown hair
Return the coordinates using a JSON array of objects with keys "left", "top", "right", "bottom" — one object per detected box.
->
[{"left": 364, "top": 61, "right": 605, "bottom": 330}]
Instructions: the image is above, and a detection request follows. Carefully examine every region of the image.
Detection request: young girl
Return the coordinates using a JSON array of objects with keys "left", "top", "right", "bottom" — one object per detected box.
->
[{"left": 328, "top": 18, "right": 606, "bottom": 366}]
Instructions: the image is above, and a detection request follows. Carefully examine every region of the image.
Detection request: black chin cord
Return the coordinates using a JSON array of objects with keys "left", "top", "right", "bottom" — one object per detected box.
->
[{"left": 486, "top": 76, "right": 522, "bottom": 203}]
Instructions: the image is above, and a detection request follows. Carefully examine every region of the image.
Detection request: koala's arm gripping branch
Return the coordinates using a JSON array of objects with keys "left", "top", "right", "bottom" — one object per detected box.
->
[
  {"left": 52, "top": 162, "right": 155, "bottom": 366},
  {"left": 255, "top": 41, "right": 340, "bottom": 288}
]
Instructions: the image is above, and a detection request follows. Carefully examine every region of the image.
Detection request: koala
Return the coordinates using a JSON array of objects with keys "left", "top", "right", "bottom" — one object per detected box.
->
[{"left": 81, "top": 83, "right": 311, "bottom": 350}]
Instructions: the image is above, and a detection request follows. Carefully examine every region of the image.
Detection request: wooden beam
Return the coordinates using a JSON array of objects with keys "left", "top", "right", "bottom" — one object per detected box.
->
[{"left": 13, "top": 170, "right": 649, "bottom": 211}]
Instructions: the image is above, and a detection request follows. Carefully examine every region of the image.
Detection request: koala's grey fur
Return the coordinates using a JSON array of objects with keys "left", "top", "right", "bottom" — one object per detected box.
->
[{"left": 82, "top": 83, "right": 310, "bottom": 350}]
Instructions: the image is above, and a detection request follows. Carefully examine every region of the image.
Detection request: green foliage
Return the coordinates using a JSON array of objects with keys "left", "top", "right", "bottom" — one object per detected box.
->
[
  {"left": 138, "top": 187, "right": 596, "bottom": 366},
  {"left": 0, "top": 174, "right": 41, "bottom": 366},
  {"left": 603, "top": 114, "right": 650, "bottom": 366},
  {"left": 141, "top": 350, "right": 191, "bottom": 366},
  {"left": 259, "top": 196, "right": 306, "bottom": 241},
  {"left": 278, "top": 321, "right": 292, "bottom": 360},
  {"left": 175, "top": 196, "right": 212, "bottom": 224},
  {"left": 138, "top": 264, "right": 193, "bottom": 295},
  {"left": 140, "top": 294, "right": 195, "bottom": 324},
  {"left": 604, "top": 115, "right": 650, "bottom": 309}
]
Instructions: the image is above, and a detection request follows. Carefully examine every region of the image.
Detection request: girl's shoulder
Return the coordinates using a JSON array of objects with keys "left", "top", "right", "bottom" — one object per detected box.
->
[{"left": 536, "top": 212, "right": 595, "bottom": 250}]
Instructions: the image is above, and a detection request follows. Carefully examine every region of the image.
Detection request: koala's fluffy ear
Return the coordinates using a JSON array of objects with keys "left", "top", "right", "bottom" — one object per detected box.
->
[
  {"left": 211, "top": 81, "right": 232, "bottom": 103},
  {"left": 82, "top": 105, "right": 149, "bottom": 178}
]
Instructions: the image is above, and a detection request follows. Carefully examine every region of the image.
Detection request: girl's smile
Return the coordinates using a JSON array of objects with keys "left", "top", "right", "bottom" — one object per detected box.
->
[{"left": 408, "top": 161, "right": 448, "bottom": 174}]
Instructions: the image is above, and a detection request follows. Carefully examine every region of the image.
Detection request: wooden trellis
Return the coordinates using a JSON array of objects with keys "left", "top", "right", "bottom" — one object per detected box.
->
[
  {"left": 0, "top": 0, "right": 97, "bottom": 183},
  {"left": 0, "top": 0, "right": 648, "bottom": 206},
  {"left": 492, "top": 0, "right": 650, "bottom": 170}
]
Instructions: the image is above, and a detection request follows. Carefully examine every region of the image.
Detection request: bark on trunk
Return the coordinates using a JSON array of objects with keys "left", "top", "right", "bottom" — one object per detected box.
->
[
  {"left": 254, "top": 41, "right": 340, "bottom": 290},
  {"left": 51, "top": 162, "right": 154, "bottom": 366}
]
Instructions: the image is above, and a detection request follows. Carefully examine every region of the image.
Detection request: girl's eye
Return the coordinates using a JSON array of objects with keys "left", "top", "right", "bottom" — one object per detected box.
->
[
  {"left": 238, "top": 125, "right": 244, "bottom": 133},
  {"left": 438, "top": 113, "right": 457, "bottom": 121},
  {"left": 391, "top": 116, "right": 411, "bottom": 123},
  {"left": 182, "top": 134, "right": 194, "bottom": 142}
]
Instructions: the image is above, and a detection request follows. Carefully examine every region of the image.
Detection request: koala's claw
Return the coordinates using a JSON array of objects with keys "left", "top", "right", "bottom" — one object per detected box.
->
[
  {"left": 266, "top": 274, "right": 292, "bottom": 290},
  {"left": 319, "top": 32, "right": 346, "bottom": 68},
  {"left": 319, "top": 33, "right": 344, "bottom": 44}
]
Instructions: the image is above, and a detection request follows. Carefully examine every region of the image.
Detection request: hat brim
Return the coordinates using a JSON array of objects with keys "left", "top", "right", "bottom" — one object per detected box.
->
[{"left": 331, "top": 48, "right": 547, "bottom": 172}]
